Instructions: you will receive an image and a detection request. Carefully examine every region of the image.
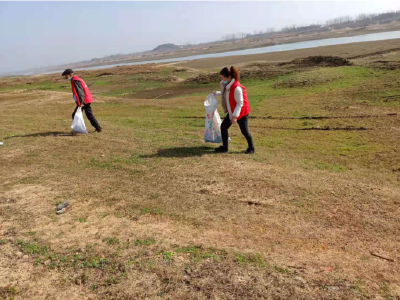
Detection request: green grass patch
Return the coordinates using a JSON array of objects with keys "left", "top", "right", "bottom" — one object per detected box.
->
[
  {"left": 104, "top": 276, "right": 121, "bottom": 286},
  {"left": 78, "top": 217, "right": 87, "bottom": 223},
  {"left": 134, "top": 238, "right": 156, "bottom": 246},
  {"left": 16, "top": 239, "right": 49, "bottom": 255},
  {"left": 89, "top": 154, "right": 146, "bottom": 171},
  {"left": 334, "top": 139, "right": 369, "bottom": 155},
  {"left": 101, "top": 81, "right": 169, "bottom": 97},
  {"left": 273, "top": 265, "right": 293, "bottom": 274},
  {"left": 79, "top": 257, "right": 108, "bottom": 269},
  {"left": 92, "top": 80, "right": 109, "bottom": 86},
  {"left": 114, "top": 203, "right": 164, "bottom": 219},
  {"left": 235, "top": 252, "right": 265, "bottom": 267},
  {"left": 103, "top": 237, "right": 120, "bottom": 245},
  {"left": 175, "top": 245, "right": 224, "bottom": 262},
  {"left": 302, "top": 159, "right": 347, "bottom": 173},
  {"left": 0, "top": 80, "right": 68, "bottom": 92},
  {"left": 157, "top": 250, "right": 174, "bottom": 263},
  {"left": 141, "top": 207, "right": 163, "bottom": 216},
  {"left": 89, "top": 157, "right": 121, "bottom": 170}
]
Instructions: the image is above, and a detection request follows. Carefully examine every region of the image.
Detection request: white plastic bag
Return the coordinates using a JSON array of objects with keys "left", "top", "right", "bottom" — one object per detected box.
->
[
  {"left": 71, "top": 107, "right": 88, "bottom": 134},
  {"left": 204, "top": 93, "right": 222, "bottom": 143}
]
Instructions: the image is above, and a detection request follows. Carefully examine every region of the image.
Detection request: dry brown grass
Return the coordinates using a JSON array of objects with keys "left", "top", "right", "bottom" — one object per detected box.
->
[{"left": 1, "top": 42, "right": 400, "bottom": 300}]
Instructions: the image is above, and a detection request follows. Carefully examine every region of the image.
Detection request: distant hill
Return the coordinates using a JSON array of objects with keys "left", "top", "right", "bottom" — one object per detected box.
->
[{"left": 153, "top": 43, "right": 181, "bottom": 52}]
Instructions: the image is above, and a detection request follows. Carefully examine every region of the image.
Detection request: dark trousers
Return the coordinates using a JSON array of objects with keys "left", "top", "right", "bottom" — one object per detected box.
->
[
  {"left": 72, "top": 103, "right": 101, "bottom": 130},
  {"left": 221, "top": 114, "right": 254, "bottom": 150}
]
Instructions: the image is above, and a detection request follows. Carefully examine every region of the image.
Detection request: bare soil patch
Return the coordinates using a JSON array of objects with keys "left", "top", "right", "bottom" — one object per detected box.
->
[
  {"left": 185, "top": 56, "right": 350, "bottom": 85},
  {"left": 279, "top": 55, "right": 351, "bottom": 68}
]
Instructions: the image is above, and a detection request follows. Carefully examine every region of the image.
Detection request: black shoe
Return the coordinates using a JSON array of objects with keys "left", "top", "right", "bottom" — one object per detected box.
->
[
  {"left": 95, "top": 128, "right": 102, "bottom": 133},
  {"left": 215, "top": 146, "right": 228, "bottom": 153},
  {"left": 245, "top": 147, "right": 255, "bottom": 154}
]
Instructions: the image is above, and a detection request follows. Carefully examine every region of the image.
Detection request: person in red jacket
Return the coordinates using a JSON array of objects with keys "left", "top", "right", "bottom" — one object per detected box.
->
[
  {"left": 62, "top": 69, "right": 102, "bottom": 132},
  {"left": 213, "top": 66, "right": 254, "bottom": 154}
]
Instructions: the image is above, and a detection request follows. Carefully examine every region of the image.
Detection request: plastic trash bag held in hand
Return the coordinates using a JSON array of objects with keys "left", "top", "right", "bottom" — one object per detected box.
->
[
  {"left": 71, "top": 107, "right": 88, "bottom": 134},
  {"left": 204, "top": 93, "right": 222, "bottom": 143}
]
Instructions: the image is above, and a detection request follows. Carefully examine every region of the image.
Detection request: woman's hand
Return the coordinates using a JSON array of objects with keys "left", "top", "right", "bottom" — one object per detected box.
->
[{"left": 231, "top": 116, "right": 238, "bottom": 124}]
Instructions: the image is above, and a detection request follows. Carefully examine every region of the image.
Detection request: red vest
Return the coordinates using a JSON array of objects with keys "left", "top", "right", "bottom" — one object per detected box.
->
[
  {"left": 229, "top": 80, "right": 251, "bottom": 120},
  {"left": 71, "top": 76, "right": 93, "bottom": 106}
]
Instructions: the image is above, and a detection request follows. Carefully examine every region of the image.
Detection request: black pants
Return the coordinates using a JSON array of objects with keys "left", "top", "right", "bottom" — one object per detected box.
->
[
  {"left": 72, "top": 104, "right": 101, "bottom": 130},
  {"left": 221, "top": 114, "right": 254, "bottom": 150}
]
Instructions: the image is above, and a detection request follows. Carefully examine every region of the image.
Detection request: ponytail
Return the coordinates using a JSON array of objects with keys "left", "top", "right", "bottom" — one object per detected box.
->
[
  {"left": 220, "top": 66, "right": 240, "bottom": 82},
  {"left": 230, "top": 66, "right": 240, "bottom": 81}
]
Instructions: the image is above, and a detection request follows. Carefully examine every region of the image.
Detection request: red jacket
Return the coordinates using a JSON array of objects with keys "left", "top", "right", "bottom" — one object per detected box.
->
[
  {"left": 71, "top": 76, "right": 93, "bottom": 106},
  {"left": 229, "top": 80, "right": 251, "bottom": 120}
]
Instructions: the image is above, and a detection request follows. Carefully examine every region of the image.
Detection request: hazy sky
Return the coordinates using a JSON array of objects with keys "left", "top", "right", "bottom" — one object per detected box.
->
[{"left": 1, "top": 1, "right": 400, "bottom": 73}]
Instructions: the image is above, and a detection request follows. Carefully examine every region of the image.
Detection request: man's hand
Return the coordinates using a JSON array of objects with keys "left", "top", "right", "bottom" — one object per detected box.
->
[{"left": 231, "top": 116, "right": 238, "bottom": 124}]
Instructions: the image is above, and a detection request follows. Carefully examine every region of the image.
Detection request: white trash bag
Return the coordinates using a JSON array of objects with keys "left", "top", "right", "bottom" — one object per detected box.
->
[
  {"left": 204, "top": 93, "right": 222, "bottom": 143},
  {"left": 71, "top": 107, "right": 88, "bottom": 134}
]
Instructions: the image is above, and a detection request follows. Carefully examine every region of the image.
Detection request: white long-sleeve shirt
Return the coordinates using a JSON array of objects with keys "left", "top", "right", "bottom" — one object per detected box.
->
[{"left": 215, "top": 79, "right": 243, "bottom": 119}]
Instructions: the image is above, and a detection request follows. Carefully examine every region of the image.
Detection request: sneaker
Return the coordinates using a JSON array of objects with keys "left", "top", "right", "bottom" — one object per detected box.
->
[
  {"left": 215, "top": 146, "right": 228, "bottom": 153},
  {"left": 95, "top": 128, "right": 102, "bottom": 133},
  {"left": 245, "top": 147, "right": 255, "bottom": 154}
]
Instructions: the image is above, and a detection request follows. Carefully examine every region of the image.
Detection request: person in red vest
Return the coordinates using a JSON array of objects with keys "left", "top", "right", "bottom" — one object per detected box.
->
[
  {"left": 62, "top": 69, "right": 102, "bottom": 132},
  {"left": 213, "top": 66, "right": 254, "bottom": 154}
]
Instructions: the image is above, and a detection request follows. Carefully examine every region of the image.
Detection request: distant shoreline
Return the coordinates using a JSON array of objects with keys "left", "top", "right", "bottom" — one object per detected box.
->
[
  {"left": 3, "top": 23, "right": 400, "bottom": 77},
  {"left": 42, "top": 25, "right": 400, "bottom": 72}
]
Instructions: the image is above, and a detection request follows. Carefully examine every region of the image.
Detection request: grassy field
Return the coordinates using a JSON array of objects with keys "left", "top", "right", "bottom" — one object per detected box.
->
[{"left": 1, "top": 41, "right": 400, "bottom": 300}]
